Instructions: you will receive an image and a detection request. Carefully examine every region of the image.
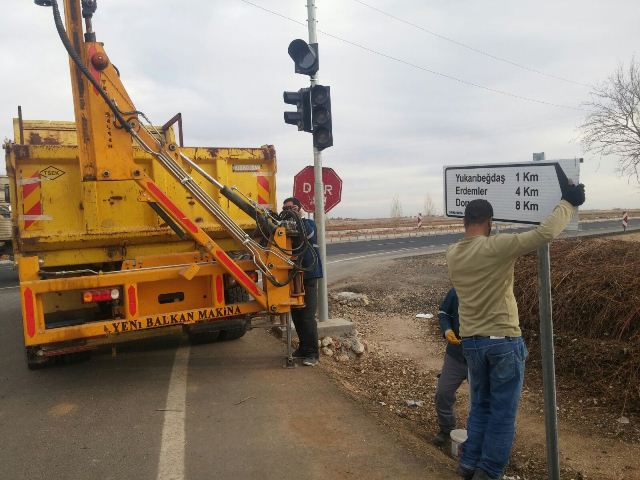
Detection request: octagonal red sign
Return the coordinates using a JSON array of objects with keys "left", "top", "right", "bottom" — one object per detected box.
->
[{"left": 293, "top": 166, "right": 342, "bottom": 213}]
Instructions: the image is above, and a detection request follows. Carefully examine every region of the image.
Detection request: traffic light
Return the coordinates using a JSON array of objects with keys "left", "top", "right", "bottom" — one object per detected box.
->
[
  {"left": 283, "top": 88, "right": 312, "bottom": 132},
  {"left": 311, "top": 85, "right": 333, "bottom": 151},
  {"left": 288, "top": 39, "right": 319, "bottom": 76}
]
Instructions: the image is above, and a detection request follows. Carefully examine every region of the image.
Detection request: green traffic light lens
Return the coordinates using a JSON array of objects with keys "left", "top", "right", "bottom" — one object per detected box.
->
[
  {"left": 313, "top": 107, "right": 330, "bottom": 125},
  {"left": 314, "top": 128, "right": 332, "bottom": 146}
]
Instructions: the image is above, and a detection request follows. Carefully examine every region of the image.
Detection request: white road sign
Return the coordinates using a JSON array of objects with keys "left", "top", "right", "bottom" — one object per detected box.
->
[{"left": 444, "top": 159, "right": 581, "bottom": 227}]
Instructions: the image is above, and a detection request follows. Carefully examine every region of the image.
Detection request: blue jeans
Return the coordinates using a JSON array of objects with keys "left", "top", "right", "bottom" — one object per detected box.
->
[{"left": 460, "top": 336, "right": 528, "bottom": 479}]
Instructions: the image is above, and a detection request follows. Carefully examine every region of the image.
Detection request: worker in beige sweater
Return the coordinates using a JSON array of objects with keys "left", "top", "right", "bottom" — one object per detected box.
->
[{"left": 447, "top": 179, "right": 585, "bottom": 480}]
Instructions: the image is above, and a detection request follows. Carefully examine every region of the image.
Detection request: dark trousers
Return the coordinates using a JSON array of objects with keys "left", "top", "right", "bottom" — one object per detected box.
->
[
  {"left": 291, "top": 277, "right": 319, "bottom": 358},
  {"left": 435, "top": 352, "right": 468, "bottom": 433}
]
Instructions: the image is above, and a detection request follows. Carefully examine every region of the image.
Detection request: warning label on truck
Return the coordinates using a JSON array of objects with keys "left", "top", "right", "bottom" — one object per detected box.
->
[{"left": 39, "top": 165, "right": 65, "bottom": 180}]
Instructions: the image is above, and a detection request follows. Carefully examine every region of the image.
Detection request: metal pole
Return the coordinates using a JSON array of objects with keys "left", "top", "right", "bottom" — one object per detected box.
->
[
  {"left": 537, "top": 245, "right": 560, "bottom": 480},
  {"left": 306, "top": 0, "right": 329, "bottom": 322},
  {"left": 534, "top": 153, "right": 560, "bottom": 480}
]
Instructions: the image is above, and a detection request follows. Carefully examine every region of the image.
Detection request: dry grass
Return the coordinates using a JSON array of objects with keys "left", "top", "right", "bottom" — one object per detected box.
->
[{"left": 514, "top": 238, "right": 640, "bottom": 413}]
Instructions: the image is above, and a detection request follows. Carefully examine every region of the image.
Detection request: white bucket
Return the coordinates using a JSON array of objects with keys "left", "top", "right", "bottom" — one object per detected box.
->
[{"left": 450, "top": 429, "right": 468, "bottom": 457}]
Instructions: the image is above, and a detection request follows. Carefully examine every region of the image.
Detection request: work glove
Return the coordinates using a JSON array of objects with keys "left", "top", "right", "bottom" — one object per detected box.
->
[
  {"left": 445, "top": 329, "right": 461, "bottom": 346},
  {"left": 555, "top": 164, "right": 586, "bottom": 207},
  {"left": 562, "top": 183, "right": 585, "bottom": 207}
]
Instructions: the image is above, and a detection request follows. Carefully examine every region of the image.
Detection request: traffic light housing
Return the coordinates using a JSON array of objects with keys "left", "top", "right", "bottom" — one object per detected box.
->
[
  {"left": 311, "top": 85, "right": 333, "bottom": 151},
  {"left": 288, "top": 39, "right": 319, "bottom": 76},
  {"left": 283, "top": 88, "right": 312, "bottom": 132}
]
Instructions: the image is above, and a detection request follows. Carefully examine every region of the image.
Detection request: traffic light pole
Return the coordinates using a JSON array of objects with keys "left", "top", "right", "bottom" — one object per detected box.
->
[{"left": 306, "top": 0, "right": 329, "bottom": 322}]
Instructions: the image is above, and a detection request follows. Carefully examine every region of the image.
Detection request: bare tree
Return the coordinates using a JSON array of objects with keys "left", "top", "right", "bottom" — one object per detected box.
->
[
  {"left": 580, "top": 58, "right": 640, "bottom": 182},
  {"left": 390, "top": 194, "right": 403, "bottom": 227},
  {"left": 423, "top": 194, "right": 435, "bottom": 217}
]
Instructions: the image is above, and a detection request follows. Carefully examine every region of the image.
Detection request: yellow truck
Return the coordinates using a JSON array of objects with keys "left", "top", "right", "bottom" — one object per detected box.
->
[
  {"left": 5, "top": 0, "right": 307, "bottom": 368},
  {"left": 0, "top": 175, "right": 10, "bottom": 256}
]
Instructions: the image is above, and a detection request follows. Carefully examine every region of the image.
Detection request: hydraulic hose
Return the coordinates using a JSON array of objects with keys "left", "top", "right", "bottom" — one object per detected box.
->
[
  {"left": 46, "top": 0, "right": 131, "bottom": 133},
  {"left": 39, "top": 0, "right": 307, "bottom": 286}
]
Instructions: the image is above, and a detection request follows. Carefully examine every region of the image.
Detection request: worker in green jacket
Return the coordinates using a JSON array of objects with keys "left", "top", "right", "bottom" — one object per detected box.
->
[{"left": 447, "top": 178, "right": 585, "bottom": 480}]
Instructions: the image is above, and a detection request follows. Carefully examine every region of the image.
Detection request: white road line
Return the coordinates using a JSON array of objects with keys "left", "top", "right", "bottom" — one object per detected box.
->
[
  {"left": 0, "top": 286, "right": 19, "bottom": 291},
  {"left": 328, "top": 245, "right": 446, "bottom": 264},
  {"left": 157, "top": 344, "right": 190, "bottom": 480}
]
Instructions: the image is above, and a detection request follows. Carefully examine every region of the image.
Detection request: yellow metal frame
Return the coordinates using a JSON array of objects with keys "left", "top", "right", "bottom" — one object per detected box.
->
[{"left": 19, "top": 247, "right": 303, "bottom": 348}]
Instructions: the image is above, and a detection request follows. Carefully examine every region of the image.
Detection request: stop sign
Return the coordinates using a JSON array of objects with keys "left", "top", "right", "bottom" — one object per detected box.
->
[{"left": 293, "top": 166, "right": 342, "bottom": 213}]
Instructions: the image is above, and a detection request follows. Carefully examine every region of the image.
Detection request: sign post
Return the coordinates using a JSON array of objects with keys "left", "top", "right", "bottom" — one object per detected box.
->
[
  {"left": 444, "top": 158, "right": 581, "bottom": 480},
  {"left": 532, "top": 154, "right": 560, "bottom": 480}
]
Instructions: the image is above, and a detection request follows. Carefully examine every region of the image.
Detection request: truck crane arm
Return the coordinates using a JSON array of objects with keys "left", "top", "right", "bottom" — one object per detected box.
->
[{"left": 36, "top": 0, "right": 316, "bottom": 298}]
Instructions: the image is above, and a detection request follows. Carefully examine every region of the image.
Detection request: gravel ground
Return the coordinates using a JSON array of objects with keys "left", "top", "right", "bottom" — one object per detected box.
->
[{"left": 316, "top": 252, "right": 639, "bottom": 480}]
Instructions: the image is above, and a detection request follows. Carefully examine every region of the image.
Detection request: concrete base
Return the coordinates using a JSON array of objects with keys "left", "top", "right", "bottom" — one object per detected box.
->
[
  {"left": 272, "top": 317, "right": 355, "bottom": 339},
  {"left": 317, "top": 317, "right": 356, "bottom": 338}
]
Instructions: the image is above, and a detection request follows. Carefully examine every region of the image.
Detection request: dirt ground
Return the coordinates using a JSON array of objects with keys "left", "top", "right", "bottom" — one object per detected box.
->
[
  {"left": 610, "top": 232, "right": 640, "bottom": 242},
  {"left": 320, "top": 247, "right": 640, "bottom": 479}
]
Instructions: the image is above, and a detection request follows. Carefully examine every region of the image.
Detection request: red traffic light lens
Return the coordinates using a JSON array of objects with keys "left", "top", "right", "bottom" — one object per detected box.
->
[{"left": 311, "top": 86, "right": 329, "bottom": 105}]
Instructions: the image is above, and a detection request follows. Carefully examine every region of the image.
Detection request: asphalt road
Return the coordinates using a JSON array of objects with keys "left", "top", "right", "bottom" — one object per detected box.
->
[
  {"left": 0, "top": 218, "right": 634, "bottom": 480},
  {"left": 326, "top": 219, "right": 637, "bottom": 260},
  {"left": 0, "top": 266, "right": 455, "bottom": 480}
]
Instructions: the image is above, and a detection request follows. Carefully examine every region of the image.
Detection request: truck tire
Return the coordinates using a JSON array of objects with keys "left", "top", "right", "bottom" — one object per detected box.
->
[
  {"left": 187, "top": 329, "right": 220, "bottom": 345},
  {"left": 224, "top": 285, "right": 250, "bottom": 305},
  {"left": 26, "top": 348, "right": 52, "bottom": 370},
  {"left": 218, "top": 319, "right": 249, "bottom": 341},
  {"left": 62, "top": 351, "right": 92, "bottom": 364},
  {"left": 185, "top": 318, "right": 248, "bottom": 344}
]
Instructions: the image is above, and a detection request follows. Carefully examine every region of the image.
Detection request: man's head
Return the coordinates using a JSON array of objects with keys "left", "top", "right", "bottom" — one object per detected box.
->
[
  {"left": 464, "top": 199, "right": 494, "bottom": 236},
  {"left": 282, "top": 197, "right": 303, "bottom": 215}
]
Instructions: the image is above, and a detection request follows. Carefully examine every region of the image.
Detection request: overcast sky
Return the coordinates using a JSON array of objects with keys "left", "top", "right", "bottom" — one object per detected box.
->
[{"left": 1, "top": 0, "right": 638, "bottom": 218}]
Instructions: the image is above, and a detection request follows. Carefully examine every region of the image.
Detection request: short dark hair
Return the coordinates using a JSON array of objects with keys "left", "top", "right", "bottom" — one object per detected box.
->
[
  {"left": 282, "top": 197, "right": 302, "bottom": 208},
  {"left": 464, "top": 199, "right": 494, "bottom": 226}
]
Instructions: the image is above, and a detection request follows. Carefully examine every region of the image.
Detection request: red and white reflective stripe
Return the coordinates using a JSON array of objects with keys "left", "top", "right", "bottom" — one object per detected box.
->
[
  {"left": 622, "top": 212, "right": 629, "bottom": 227},
  {"left": 256, "top": 175, "right": 271, "bottom": 206},
  {"left": 22, "top": 172, "right": 42, "bottom": 229}
]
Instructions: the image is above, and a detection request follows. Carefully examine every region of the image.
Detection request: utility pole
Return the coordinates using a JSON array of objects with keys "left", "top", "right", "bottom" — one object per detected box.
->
[{"left": 306, "top": 0, "right": 329, "bottom": 322}]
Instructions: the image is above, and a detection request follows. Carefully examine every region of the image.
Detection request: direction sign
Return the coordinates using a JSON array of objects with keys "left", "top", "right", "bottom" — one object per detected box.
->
[
  {"left": 293, "top": 166, "right": 342, "bottom": 213},
  {"left": 443, "top": 159, "right": 581, "bottom": 226}
]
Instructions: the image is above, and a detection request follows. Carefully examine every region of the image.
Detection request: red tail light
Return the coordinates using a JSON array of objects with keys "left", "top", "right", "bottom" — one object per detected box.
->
[
  {"left": 246, "top": 271, "right": 259, "bottom": 282},
  {"left": 82, "top": 288, "right": 121, "bottom": 303}
]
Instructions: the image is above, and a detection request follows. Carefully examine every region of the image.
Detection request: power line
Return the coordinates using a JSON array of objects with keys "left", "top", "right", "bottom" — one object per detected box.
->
[
  {"left": 352, "top": 0, "right": 593, "bottom": 89},
  {"left": 237, "top": 0, "right": 585, "bottom": 112}
]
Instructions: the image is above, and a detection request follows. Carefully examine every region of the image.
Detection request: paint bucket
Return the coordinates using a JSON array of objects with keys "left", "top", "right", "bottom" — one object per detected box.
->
[{"left": 450, "top": 429, "right": 467, "bottom": 457}]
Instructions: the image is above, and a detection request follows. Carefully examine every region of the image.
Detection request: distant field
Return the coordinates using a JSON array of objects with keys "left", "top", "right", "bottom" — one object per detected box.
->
[{"left": 324, "top": 209, "right": 637, "bottom": 239}]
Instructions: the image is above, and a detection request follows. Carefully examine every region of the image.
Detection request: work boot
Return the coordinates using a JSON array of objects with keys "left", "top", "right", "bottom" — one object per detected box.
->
[
  {"left": 302, "top": 356, "right": 319, "bottom": 366},
  {"left": 431, "top": 430, "right": 448, "bottom": 447},
  {"left": 472, "top": 468, "right": 499, "bottom": 480},
  {"left": 455, "top": 464, "right": 475, "bottom": 480}
]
